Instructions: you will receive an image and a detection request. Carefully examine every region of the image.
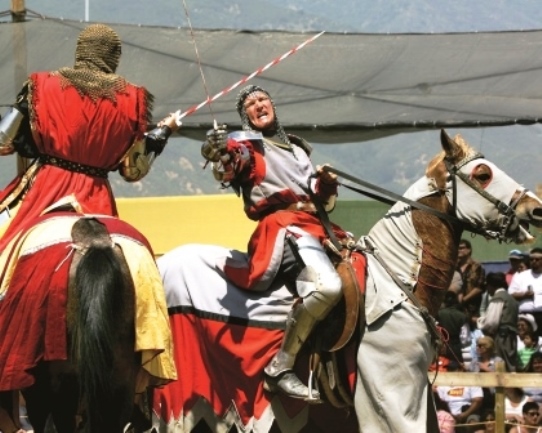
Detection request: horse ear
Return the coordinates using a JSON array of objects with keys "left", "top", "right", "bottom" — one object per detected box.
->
[{"left": 440, "top": 129, "right": 459, "bottom": 158}]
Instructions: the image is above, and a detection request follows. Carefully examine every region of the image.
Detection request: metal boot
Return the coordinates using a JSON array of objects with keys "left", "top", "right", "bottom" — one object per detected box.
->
[{"left": 263, "top": 302, "right": 321, "bottom": 402}]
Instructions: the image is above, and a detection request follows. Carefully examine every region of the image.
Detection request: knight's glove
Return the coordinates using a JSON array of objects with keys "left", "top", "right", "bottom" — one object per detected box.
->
[
  {"left": 201, "top": 124, "right": 228, "bottom": 162},
  {"left": 145, "top": 110, "right": 183, "bottom": 156},
  {"left": 145, "top": 125, "right": 171, "bottom": 156}
]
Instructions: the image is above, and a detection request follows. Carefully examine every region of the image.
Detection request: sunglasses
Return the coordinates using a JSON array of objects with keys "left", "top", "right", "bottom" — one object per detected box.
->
[{"left": 476, "top": 344, "right": 487, "bottom": 348}]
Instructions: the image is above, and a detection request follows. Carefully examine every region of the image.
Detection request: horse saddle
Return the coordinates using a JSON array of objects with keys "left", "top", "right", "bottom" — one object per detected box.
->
[{"left": 307, "top": 243, "right": 367, "bottom": 408}]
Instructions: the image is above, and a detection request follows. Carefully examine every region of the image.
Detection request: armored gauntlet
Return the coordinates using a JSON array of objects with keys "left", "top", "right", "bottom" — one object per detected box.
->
[{"left": 201, "top": 125, "right": 228, "bottom": 162}]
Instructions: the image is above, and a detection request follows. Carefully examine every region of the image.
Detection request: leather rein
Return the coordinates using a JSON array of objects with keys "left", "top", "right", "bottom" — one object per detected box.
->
[{"left": 321, "top": 154, "right": 525, "bottom": 244}]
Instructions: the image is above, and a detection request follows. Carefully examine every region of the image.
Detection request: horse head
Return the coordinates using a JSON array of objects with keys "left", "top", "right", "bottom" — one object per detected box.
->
[
  {"left": 426, "top": 129, "right": 542, "bottom": 244},
  {"left": 410, "top": 129, "right": 542, "bottom": 317}
]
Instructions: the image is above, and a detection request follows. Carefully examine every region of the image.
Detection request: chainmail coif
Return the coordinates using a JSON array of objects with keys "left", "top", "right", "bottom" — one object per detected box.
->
[
  {"left": 236, "top": 85, "right": 291, "bottom": 145},
  {"left": 56, "top": 24, "right": 127, "bottom": 102}
]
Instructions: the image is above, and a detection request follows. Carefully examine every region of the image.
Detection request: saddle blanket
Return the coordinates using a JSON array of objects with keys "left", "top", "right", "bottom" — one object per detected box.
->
[
  {"left": 153, "top": 243, "right": 359, "bottom": 433},
  {"left": 0, "top": 212, "right": 176, "bottom": 392}
]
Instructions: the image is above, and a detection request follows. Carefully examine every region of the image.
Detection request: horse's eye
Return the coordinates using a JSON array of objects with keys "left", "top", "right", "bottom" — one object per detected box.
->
[{"left": 471, "top": 164, "right": 492, "bottom": 188}]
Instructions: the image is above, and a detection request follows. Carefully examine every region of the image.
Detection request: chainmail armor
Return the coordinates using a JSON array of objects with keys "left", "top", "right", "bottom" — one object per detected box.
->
[
  {"left": 236, "top": 85, "right": 291, "bottom": 145},
  {"left": 56, "top": 24, "right": 127, "bottom": 102}
]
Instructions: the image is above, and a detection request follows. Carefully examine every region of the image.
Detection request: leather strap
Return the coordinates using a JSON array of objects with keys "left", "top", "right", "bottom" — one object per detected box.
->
[
  {"left": 41, "top": 154, "right": 109, "bottom": 178},
  {"left": 307, "top": 175, "right": 343, "bottom": 251}
]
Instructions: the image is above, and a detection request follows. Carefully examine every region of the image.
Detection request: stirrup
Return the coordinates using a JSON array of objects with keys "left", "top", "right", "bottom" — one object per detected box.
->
[{"left": 263, "top": 371, "right": 322, "bottom": 404}]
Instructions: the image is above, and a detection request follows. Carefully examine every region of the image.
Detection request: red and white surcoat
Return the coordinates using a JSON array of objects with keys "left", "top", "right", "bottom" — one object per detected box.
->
[{"left": 219, "top": 133, "right": 347, "bottom": 292}]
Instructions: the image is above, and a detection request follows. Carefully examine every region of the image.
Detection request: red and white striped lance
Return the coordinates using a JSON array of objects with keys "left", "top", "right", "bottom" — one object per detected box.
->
[{"left": 178, "top": 31, "right": 325, "bottom": 120}]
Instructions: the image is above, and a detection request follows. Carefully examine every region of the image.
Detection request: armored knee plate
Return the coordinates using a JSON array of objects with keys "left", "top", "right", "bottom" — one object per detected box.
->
[{"left": 294, "top": 234, "right": 342, "bottom": 319}]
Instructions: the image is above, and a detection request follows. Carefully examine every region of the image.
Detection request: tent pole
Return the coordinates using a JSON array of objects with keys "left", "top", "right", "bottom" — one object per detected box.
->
[{"left": 10, "top": 0, "right": 25, "bottom": 22}]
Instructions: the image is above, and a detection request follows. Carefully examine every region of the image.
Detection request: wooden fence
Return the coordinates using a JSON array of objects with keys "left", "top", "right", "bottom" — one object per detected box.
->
[{"left": 431, "top": 362, "right": 542, "bottom": 433}]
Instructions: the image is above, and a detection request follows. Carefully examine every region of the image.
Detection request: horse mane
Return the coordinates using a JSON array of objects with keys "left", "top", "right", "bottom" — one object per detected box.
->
[{"left": 425, "top": 134, "right": 476, "bottom": 189}]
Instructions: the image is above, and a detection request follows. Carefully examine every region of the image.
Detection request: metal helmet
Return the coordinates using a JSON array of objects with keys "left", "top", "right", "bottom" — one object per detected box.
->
[{"left": 235, "top": 85, "right": 290, "bottom": 145}]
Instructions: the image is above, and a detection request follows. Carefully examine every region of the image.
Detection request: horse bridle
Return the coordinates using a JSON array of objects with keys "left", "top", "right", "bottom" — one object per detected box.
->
[
  {"left": 443, "top": 152, "right": 526, "bottom": 243},
  {"left": 322, "top": 155, "right": 526, "bottom": 243}
]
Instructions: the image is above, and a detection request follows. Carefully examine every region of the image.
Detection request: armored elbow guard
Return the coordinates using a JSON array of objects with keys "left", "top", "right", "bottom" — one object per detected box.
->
[
  {"left": 119, "top": 138, "right": 152, "bottom": 182},
  {"left": 0, "top": 107, "right": 24, "bottom": 156},
  {"left": 119, "top": 124, "right": 173, "bottom": 182}
]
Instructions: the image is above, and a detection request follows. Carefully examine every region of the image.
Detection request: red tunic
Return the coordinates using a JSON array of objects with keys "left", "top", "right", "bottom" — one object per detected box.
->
[{"left": 0, "top": 71, "right": 149, "bottom": 251}]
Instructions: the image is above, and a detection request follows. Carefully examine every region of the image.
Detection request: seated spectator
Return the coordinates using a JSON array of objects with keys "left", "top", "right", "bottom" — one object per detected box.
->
[
  {"left": 466, "top": 414, "right": 483, "bottom": 433},
  {"left": 463, "top": 307, "right": 485, "bottom": 371},
  {"left": 517, "top": 314, "right": 542, "bottom": 351},
  {"left": 469, "top": 336, "right": 502, "bottom": 413},
  {"left": 435, "top": 390, "right": 456, "bottom": 433},
  {"left": 436, "top": 378, "right": 484, "bottom": 433},
  {"left": 518, "top": 330, "right": 540, "bottom": 372},
  {"left": 505, "top": 387, "right": 534, "bottom": 425},
  {"left": 469, "top": 336, "right": 503, "bottom": 373},
  {"left": 523, "top": 352, "right": 542, "bottom": 403},
  {"left": 508, "top": 401, "right": 541, "bottom": 433},
  {"left": 438, "top": 290, "right": 468, "bottom": 366},
  {"left": 480, "top": 410, "right": 496, "bottom": 433},
  {"left": 506, "top": 249, "right": 528, "bottom": 286},
  {"left": 508, "top": 248, "right": 542, "bottom": 331}
]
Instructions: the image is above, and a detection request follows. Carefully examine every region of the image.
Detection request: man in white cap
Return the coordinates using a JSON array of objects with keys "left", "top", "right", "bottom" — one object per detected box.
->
[
  {"left": 506, "top": 249, "right": 527, "bottom": 286},
  {"left": 509, "top": 247, "right": 542, "bottom": 333}
]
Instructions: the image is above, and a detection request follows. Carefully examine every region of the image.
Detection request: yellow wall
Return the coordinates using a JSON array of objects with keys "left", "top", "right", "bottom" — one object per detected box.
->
[{"left": 116, "top": 195, "right": 255, "bottom": 256}]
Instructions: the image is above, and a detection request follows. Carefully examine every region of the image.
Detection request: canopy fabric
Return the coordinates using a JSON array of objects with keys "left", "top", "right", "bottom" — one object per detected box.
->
[{"left": 1, "top": 18, "right": 542, "bottom": 143}]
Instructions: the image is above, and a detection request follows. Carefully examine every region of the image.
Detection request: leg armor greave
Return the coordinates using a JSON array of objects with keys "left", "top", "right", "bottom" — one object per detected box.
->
[
  {"left": 294, "top": 234, "right": 342, "bottom": 320},
  {"left": 263, "top": 234, "right": 341, "bottom": 401}
]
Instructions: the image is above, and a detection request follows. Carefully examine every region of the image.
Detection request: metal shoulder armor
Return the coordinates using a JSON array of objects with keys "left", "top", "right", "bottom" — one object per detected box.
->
[{"left": 0, "top": 106, "right": 24, "bottom": 156}]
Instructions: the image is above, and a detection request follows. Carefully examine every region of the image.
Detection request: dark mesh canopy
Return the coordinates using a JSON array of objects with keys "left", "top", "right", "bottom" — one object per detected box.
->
[{"left": 1, "top": 19, "right": 542, "bottom": 143}]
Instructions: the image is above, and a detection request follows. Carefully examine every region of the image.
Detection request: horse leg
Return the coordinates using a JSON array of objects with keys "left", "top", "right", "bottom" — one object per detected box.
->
[
  {"left": 49, "top": 361, "right": 79, "bottom": 433},
  {"left": 21, "top": 363, "right": 53, "bottom": 433},
  {"left": 0, "top": 391, "right": 24, "bottom": 433}
]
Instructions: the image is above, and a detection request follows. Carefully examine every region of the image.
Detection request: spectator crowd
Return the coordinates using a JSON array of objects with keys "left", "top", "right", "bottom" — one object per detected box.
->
[{"left": 434, "top": 239, "right": 542, "bottom": 433}]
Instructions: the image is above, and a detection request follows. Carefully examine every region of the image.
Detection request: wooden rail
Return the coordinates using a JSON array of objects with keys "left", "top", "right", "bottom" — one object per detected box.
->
[{"left": 430, "top": 362, "right": 542, "bottom": 433}]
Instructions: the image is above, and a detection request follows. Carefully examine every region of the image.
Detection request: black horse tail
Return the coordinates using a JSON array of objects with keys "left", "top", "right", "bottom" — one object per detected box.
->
[{"left": 73, "top": 242, "right": 125, "bottom": 430}]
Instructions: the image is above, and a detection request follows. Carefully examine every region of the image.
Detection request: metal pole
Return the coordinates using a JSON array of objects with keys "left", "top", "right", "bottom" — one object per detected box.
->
[{"left": 84, "top": 0, "right": 89, "bottom": 22}]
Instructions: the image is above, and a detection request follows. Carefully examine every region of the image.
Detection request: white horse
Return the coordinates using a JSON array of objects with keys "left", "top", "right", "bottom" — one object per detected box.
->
[{"left": 151, "top": 130, "right": 542, "bottom": 433}]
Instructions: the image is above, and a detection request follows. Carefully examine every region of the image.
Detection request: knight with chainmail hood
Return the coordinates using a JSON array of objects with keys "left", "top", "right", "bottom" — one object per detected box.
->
[
  {"left": 0, "top": 23, "right": 180, "bottom": 252},
  {"left": 0, "top": 24, "right": 180, "bottom": 433},
  {"left": 200, "top": 84, "right": 351, "bottom": 401}
]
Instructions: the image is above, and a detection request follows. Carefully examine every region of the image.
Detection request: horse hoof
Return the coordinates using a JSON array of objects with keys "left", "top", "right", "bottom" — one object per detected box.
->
[{"left": 263, "top": 371, "right": 322, "bottom": 403}]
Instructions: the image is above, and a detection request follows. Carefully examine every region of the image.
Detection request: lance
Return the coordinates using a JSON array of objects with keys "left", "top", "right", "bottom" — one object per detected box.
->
[{"left": 175, "top": 30, "right": 325, "bottom": 122}]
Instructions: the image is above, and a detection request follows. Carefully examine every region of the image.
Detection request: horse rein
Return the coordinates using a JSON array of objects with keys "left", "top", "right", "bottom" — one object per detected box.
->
[{"left": 322, "top": 158, "right": 525, "bottom": 243}]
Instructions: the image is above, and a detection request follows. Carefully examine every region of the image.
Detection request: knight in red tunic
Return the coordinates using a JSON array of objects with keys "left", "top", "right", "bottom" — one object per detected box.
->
[
  {"left": 200, "top": 84, "right": 351, "bottom": 402},
  {"left": 0, "top": 23, "right": 182, "bottom": 433},
  {"left": 0, "top": 23, "right": 181, "bottom": 253}
]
